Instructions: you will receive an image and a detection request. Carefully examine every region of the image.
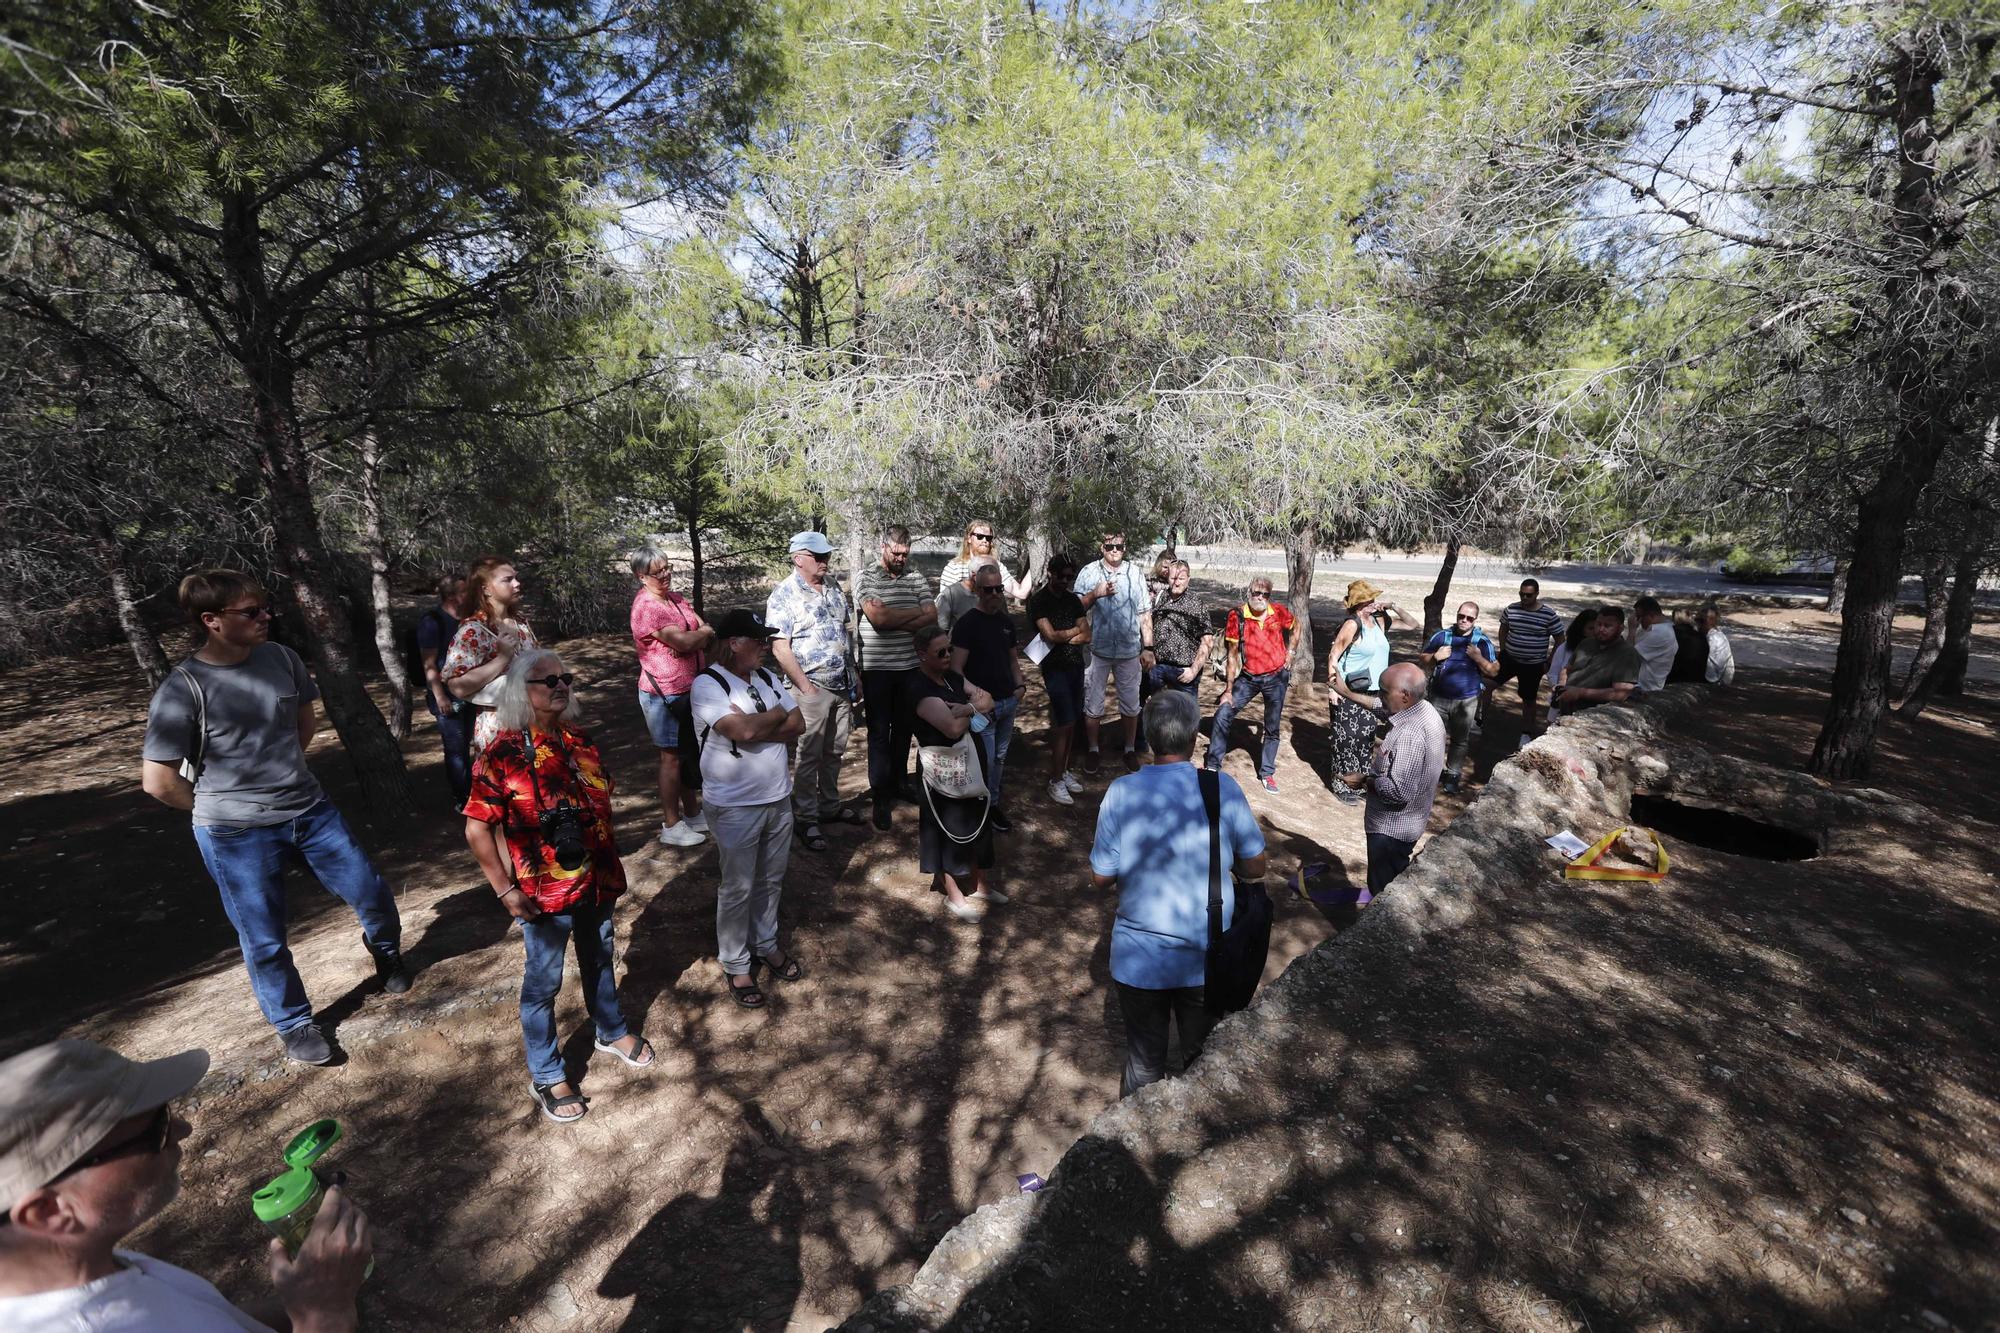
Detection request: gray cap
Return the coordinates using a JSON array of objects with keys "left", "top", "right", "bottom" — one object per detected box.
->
[{"left": 0, "top": 1039, "right": 208, "bottom": 1212}]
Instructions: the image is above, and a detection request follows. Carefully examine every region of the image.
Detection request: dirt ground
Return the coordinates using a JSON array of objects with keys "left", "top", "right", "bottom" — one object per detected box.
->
[{"left": 0, "top": 573, "right": 1994, "bottom": 1330}]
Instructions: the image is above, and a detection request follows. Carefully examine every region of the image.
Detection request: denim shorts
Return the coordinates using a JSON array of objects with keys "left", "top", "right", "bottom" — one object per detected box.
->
[
  {"left": 638, "top": 688, "right": 685, "bottom": 748},
  {"left": 1043, "top": 665, "right": 1086, "bottom": 727}
]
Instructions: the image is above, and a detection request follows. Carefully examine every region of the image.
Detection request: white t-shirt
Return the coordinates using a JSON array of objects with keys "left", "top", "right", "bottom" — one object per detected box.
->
[
  {"left": 1633, "top": 621, "right": 1678, "bottom": 693},
  {"left": 0, "top": 1250, "right": 275, "bottom": 1331},
  {"left": 691, "top": 664, "right": 798, "bottom": 808}
]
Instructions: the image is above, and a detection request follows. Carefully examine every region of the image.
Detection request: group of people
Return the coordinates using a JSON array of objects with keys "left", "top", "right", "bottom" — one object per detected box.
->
[{"left": 0, "top": 532, "right": 1740, "bottom": 1329}]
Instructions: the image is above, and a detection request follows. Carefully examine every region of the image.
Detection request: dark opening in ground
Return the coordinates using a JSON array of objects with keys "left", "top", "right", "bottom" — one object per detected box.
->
[{"left": 1630, "top": 794, "right": 1821, "bottom": 861}]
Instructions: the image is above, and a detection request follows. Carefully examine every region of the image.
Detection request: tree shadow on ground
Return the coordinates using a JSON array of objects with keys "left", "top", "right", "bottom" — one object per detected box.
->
[
  {"left": 599, "top": 1104, "right": 804, "bottom": 1332},
  {"left": 844, "top": 722, "right": 2000, "bottom": 1331}
]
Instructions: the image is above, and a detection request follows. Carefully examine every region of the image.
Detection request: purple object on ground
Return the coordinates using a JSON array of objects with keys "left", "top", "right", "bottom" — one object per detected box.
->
[{"left": 1017, "top": 1173, "right": 1045, "bottom": 1193}]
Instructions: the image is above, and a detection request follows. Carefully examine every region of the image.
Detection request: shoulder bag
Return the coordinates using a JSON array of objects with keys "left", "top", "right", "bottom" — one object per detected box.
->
[
  {"left": 1199, "top": 768, "right": 1273, "bottom": 1017},
  {"left": 172, "top": 664, "right": 208, "bottom": 784}
]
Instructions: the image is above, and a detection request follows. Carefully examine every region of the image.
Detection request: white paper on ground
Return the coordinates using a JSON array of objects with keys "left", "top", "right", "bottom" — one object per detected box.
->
[
  {"left": 1546, "top": 830, "right": 1591, "bottom": 858},
  {"left": 1024, "top": 635, "right": 1052, "bottom": 665}
]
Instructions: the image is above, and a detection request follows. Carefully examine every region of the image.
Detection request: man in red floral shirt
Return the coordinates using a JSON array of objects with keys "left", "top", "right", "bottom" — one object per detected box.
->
[
  {"left": 463, "top": 649, "right": 653, "bottom": 1124},
  {"left": 1204, "top": 577, "right": 1296, "bottom": 793}
]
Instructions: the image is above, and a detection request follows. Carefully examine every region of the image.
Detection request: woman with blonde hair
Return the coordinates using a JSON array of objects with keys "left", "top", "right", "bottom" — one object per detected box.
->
[
  {"left": 939, "top": 519, "right": 1031, "bottom": 599},
  {"left": 445, "top": 555, "right": 541, "bottom": 753}
]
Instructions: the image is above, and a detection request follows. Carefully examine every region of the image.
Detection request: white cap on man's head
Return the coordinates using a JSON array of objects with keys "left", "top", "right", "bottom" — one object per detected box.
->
[
  {"left": 0, "top": 1039, "right": 208, "bottom": 1213},
  {"left": 788, "top": 531, "right": 833, "bottom": 556}
]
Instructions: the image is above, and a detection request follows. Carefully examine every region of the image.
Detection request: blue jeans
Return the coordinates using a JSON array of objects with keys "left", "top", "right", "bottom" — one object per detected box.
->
[
  {"left": 518, "top": 901, "right": 628, "bottom": 1086},
  {"left": 427, "top": 695, "right": 473, "bottom": 808},
  {"left": 1206, "top": 670, "right": 1289, "bottom": 779},
  {"left": 193, "top": 799, "right": 402, "bottom": 1036},
  {"left": 980, "top": 694, "right": 1019, "bottom": 804}
]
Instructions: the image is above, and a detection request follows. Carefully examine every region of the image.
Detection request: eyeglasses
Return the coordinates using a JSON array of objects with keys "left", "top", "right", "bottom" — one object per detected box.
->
[
  {"left": 49, "top": 1105, "right": 175, "bottom": 1185},
  {"left": 970, "top": 532, "right": 993, "bottom": 541},
  {"left": 1249, "top": 590, "right": 1270, "bottom": 599},
  {"left": 976, "top": 584, "right": 1004, "bottom": 596},
  {"left": 1455, "top": 614, "right": 1476, "bottom": 622},
  {"left": 526, "top": 673, "right": 576, "bottom": 689},
  {"left": 1101, "top": 542, "right": 1124, "bottom": 551},
  {"left": 804, "top": 551, "right": 830, "bottom": 562},
  {"left": 929, "top": 646, "right": 951, "bottom": 659},
  {"left": 216, "top": 604, "right": 272, "bottom": 620}
]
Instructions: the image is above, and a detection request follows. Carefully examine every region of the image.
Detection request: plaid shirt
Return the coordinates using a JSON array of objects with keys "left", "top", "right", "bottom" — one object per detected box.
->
[{"left": 1365, "top": 700, "right": 1447, "bottom": 843}]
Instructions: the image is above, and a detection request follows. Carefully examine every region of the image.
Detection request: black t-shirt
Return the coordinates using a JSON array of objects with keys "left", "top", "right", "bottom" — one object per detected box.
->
[
  {"left": 1668, "top": 622, "right": 1710, "bottom": 684},
  {"left": 908, "top": 669, "right": 971, "bottom": 748},
  {"left": 417, "top": 606, "right": 459, "bottom": 667},
  {"left": 1025, "top": 585, "right": 1086, "bottom": 672},
  {"left": 950, "top": 607, "right": 1018, "bottom": 699}
]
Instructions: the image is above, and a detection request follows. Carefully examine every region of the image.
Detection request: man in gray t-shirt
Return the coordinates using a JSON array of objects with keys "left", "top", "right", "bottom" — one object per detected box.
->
[{"left": 139, "top": 570, "right": 406, "bottom": 1066}]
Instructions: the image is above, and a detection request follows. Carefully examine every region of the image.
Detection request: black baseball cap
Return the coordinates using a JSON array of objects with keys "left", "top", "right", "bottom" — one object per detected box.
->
[{"left": 711, "top": 608, "right": 778, "bottom": 640}]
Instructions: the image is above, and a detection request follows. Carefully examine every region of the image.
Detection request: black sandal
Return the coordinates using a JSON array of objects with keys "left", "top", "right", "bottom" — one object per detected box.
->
[
  {"left": 797, "top": 823, "right": 829, "bottom": 852},
  {"left": 754, "top": 951, "right": 805, "bottom": 983},
  {"left": 726, "top": 975, "right": 766, "bottom": 1008},
  {"left": 529, "top": 1080, "right": 589, "bottom": 1124}
]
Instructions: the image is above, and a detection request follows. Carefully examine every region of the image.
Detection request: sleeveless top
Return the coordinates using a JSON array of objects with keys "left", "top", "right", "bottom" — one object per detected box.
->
[{"left": 1336, "top": 612, "right": 1390, "bottom": 690}]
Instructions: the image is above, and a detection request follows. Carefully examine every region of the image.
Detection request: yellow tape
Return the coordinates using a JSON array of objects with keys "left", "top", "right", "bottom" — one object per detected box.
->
[{"left": 1563, "top": 825, "right": 1671, "bottom": 881}]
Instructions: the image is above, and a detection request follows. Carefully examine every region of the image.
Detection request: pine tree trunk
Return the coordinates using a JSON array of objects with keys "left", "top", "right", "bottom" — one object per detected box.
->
[
  {"left": 1899, "top": 553, "right": 1952, "bottom": 698},
  {"left": 1422, "top": 536, "right": 1461, "bottom": 639},
  {"left": 93, "top": 525, "right": 171, "bottom": 688},
  {"left": 223, "top": 189, "right": 408, "bottom": 806},
  {"left": 1899, "top": 547, "right": 1979, "bottom": 718},
  {"left": 1826, "top": 559, "right": 1848, "bottom": 615},
  {"left": 358, "top": 427, "right": 412, "bottom": 739},
  {"left": 248, "top": 356, "right": 411, "bottom": 806},
  {"left": 1809, "top": 48, "right": 1955, "bottom": 780},
  {"left": 1284, "top": 528, "right": 1318, "bottom": 682}
]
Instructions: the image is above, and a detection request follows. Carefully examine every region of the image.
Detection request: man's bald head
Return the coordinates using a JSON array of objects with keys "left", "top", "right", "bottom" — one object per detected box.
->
[{"left": 1381, "top": 662, "right": 1427, "bottom": 713}]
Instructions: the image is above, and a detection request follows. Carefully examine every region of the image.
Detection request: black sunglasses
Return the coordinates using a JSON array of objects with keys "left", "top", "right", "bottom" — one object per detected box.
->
[
  {"left": 1455, "top": 613, "right": 1476, "bottom": 622},
  {"left": 976, "top": 583, "right": 1004, "bottom": 595},
  {"left": 1101, "top": 542, "right": 1124, "bottom": 551},
  {"left": 970, "top": 532, "right": 994, "bottom": 541},
  {"left": 526, "top": 673, "right": 576, "bottom": 689},
  {"left": 55, "top": 1105, "right": 175, "bottom": 1184},
  {"left": 216, "top": 604, "right": 272, "bottom": 620}
]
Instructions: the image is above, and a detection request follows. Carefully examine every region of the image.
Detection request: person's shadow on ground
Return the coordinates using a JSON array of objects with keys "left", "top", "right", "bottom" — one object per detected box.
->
[{"left": 598, "top": 1103, "right": 803, "bottom": 1331}]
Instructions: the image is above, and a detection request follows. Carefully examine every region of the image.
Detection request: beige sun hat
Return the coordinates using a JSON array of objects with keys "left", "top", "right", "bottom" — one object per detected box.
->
[
  {"left": 0, "top": 1039, "right": 208, "bottom": 1213},
  {"left": 1344, "top": 579, "right": 1384, "bottom": 609}
]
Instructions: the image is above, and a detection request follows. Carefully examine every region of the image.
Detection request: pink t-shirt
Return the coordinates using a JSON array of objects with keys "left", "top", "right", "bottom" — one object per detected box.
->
[{"left": 632, "top": 589, "right": 701, "bottom": 696}]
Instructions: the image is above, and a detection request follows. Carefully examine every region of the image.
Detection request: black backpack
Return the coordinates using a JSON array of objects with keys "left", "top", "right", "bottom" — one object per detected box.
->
[
  {"left": 1199, "top": 768, "right": 1274, "bottom": 1017},
  {"left": 695, "top": 666, "right": 786, "bottom": 759}
]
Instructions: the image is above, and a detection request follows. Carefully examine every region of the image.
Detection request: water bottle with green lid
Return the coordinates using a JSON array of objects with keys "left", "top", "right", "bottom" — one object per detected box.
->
[{"left": 251, "top": 1119, "right": 371, "bottom": 1275}]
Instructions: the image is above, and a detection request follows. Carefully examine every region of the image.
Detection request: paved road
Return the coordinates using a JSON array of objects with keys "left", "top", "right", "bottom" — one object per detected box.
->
[
  {"left": 1167, "top": 548, "right": 1999, "bottom": 689},
  {"left": 1180, "top": 547, "right": 1844, "bottom": 602}
]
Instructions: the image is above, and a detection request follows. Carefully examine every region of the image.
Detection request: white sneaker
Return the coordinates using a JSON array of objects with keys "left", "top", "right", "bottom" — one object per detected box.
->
[
  {"left": 683, "top": 809, "right": 709, "bottom": 833},
  {"left": 1048, "top": 779, "right": 1075, "bottom": 806},
  {"left": 945, "top": 898, "right": 985, "bottom": 923},
  {"left": 658, "top": 819, "right": 706, "bottom": 847},
  {"left": 1060, "top": 771, "right": 1084, "bottom": 792},
  {"left": 975, "top": 884, "right": 1010, "bottom": 904}
]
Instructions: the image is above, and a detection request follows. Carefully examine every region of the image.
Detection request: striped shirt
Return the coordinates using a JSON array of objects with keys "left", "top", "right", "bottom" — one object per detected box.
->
[
  {"left": 855, "top": 565, "right": 931, "bottom": 672},
  {"left": 1365, "top": 699, "right": 1447, "bottom": 844},
  {"left": 1499, "top": 601, "right": 1565, "bottom": 663}
]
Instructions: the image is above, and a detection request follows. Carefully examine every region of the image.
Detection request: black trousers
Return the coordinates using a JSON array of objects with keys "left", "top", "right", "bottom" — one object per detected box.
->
[
  {"left": 862, "top": 667, "right": 920, "bottom": 802},
  {"left": 1116, "top": 981, "right": 1214, "bottom": 1098},
  {"left": 1366, "top": 829, "right": 1417, "bottom": 896}
]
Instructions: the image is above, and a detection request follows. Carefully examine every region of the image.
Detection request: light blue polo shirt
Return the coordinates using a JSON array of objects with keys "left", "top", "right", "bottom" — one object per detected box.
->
[{"left": 1091, "top": 763, "right": 1266, "bottom": 989}]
